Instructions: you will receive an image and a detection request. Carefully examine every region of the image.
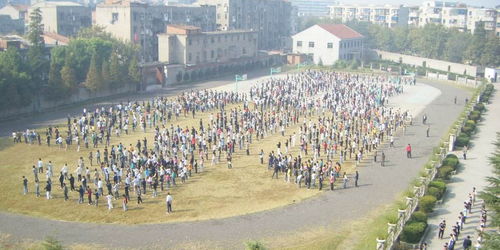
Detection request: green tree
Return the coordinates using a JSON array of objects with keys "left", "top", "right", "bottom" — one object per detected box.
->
[
  {"left": 465, "top": 22, "right": 487, "bottom": 65},
  {"left": 85, "top": 53, "right": 101, "bottom": 91},
  {"left": 128, "top": 55, "right": 141, "bottom": 84},
  {"left": 480, "top": 33, "right": 500, "bottom": 67},
  {"left": 26, "top": 7, "right": 48, "bottom": 106},
  {"left": 109, "top": 52, "right": 120, "bottom": 86},
  {"left": 60, "top": 52, "right": 78, "bottom": 92},
  {"left": 101, "top": 60, "right": 111, "bottom": 89},
  {"left": 444, "top": 31, "right": 471, "bottom": 63}
]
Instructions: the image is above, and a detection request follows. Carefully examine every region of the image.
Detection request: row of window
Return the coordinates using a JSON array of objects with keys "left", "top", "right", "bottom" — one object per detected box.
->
[
  {"left": 296, "top": 40, "right": 362, "bottom": 49},
  {"left": 187, "top": 48, "right": 247, "bottom": 63},
  {"left": 188, "top": 33, "right": 254, "bottom": 46}
]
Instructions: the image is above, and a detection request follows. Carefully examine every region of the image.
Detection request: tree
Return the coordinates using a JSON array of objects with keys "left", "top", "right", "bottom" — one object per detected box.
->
[
  {"left": 60, "top": 52, "right": 78, "bottom": 92},
  {"left": 480, "top": 33, "right": 500, "bottom": 67},
  {"left": 444, "top": 31, "right": 471, "bottom": 63},
  {"left": 109, "top": 52, "right": 120, "bottom": 87},
  {"left": 465, "top": 22, "right": 487, "bottom": 65},
  {"left": 85, "top": 53, "right": 101, "bottom": 91},
  {"left": 101, "top": 60, "right": 111, "bottom": 89},
  {"left": 26, "top": 7, "right": 48, "bottom": 107},
  {"left": 128, "top": 55, "right": 141, "bottom": 84}
]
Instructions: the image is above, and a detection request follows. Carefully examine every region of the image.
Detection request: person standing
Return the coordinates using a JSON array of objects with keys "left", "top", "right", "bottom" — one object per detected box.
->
[
  {"left": 106, "top": 194, "right": 113, "bottom": 210},
  {"left": 438, "top": 220, "right": 446, "bottom": 239},
  {"left": 166, "top": 192, "right": 173, "bottom": 214},
  {"left": 381, "top": 152, "right": 386, "bottom": 167},
  {"left": 462, "top": 146, "right": 468, "bottom": 160},
  {"left": 354, "top": 171, "right": 359, "bottom": 187},
  {"left": 34, "top": 180, "right": 40, "bottom": 197},
  {"left": 406, "top": 144, "right": 412, "bottom": 158},
  {"left": 342, "top": 172, "right": 348, "bottom": 189},
  {"left": 463, "top": 235, "right": 472, "bottom": 249},
  {"left": 63, "top": 183, "right": 68, "bottom": 201},
  {"left": 22, "top": 176, "right": 28, "bottom": 195},
  {"left": 44, "top": 181, "right": 52, "bottom": 200},
  {"left": 426, "top": 125, "right": 430, "bottom": 138},
  {"left": 122, "top": 194, "right": 128, "bottom": 211}
]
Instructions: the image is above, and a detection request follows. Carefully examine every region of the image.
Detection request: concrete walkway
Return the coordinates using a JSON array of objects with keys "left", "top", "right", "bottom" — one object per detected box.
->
[
  {"left": 423, "top": 88, "right": 499, "bottom": 249},
  {"left": 0, "top": 79, "right": 470, "bottom": 248}
]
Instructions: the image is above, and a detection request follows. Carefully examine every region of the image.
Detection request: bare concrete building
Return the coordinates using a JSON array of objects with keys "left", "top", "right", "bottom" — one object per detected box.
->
[
  {"left": 197, "top": 0, "right": 292, "bottom": 50},
  {"left": 0, "top": 4, "right": 28, "bottom": 20},
  {"left": 158, "top": 24, "right": 257, "bottom": 65},
  {"left": 95, "top": 0, "right": 216, "bottom": 62},
  {"left": 328, "top": 4, "right": 409, "bottom": 28},
  {"left": 28, "top": 1, "right": 91, "bottom": 37}
]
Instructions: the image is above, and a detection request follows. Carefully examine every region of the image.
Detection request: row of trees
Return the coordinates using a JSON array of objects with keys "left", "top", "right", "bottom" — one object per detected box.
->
[
  {"left": 299, "top": 17, "right": 500, "bottom": 67},
  {"left": 0, "top": 8, "right": 140, "bottom": 112}
]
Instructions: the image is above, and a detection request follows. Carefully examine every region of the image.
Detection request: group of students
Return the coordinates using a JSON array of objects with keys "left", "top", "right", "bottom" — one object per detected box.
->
[
  {"left": 20, "top": 70, "right": 412, "bottom": 215},
  {"left": 435, "top": 187, "right": 486, "bottom": 250}
]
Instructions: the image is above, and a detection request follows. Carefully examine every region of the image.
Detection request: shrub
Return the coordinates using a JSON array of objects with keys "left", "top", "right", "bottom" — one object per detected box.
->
[
  {"left": 462, "top": 125, "right": 475, "bottom": 135},
  {"left": 474, "top": 103, "right": 485, "bottom": 112},
  {"left": 42, "top": 236, "right": 63, "bottom": 250},
  {"left": 438, "top": 165, "right": 454, "bottom": 180},
  {"left": 465, "top": 120, "right": 475, "bottom": 127},
  {"left": 442, "top": 156, "right": 459, "bottom": 168},
  {"left": 427, "top": 187, "right": 444, "bottom": 200},
  {"left": 455, "top": 134, "right": 470, "bottom": 147},
  {"left": 419, "top": 195, "right": 437, "bottom": 213},
  {"left": 401, "top": 222, "right": 426, "bottom": 243},
  {"left": 469, "top": 111, "right": 481, "bottom": 121},
  {"left": 409, "top": 211, "right": 428, "bottom": 224},
  {"left": 429, "top": 180, "right": 446, "bottom": 192},
  {"left": 245, "top": 240, "right": 266, "bottom": 250}
]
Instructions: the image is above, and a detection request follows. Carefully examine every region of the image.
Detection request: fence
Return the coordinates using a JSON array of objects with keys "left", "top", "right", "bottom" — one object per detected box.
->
[{"left": 377, "top": 85, "right": 485, "bottom": 250}]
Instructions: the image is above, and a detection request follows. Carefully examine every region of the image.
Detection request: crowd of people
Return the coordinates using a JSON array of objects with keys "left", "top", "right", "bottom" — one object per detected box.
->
[
  {"left": 18, "top": 70, "right": 412, "bottom": 214},
  {"left": 433, "top": 187, "right": 486, "bottom": 250}
]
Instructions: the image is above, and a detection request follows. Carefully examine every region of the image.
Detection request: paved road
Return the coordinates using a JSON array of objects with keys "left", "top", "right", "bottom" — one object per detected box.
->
[
  {"left": 423, "top": 88, "right": 498, "bottom": 249},
  {"left": 0, "top": 79, "right": 470, "bottom": 249}
]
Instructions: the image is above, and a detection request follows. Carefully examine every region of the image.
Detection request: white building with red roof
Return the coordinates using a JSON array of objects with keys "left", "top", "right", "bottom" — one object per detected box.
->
[{"left": 292, "top": 24, "right": 364, "bottom": 65}]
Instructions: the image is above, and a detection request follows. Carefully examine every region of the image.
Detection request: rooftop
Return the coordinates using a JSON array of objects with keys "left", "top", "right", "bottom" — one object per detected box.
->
[
  {"left": 32, "top": 1, "right": 84, "bottom": 8},
  {"left": 317, "top": 24, "right": 364, "bottom": 39}
]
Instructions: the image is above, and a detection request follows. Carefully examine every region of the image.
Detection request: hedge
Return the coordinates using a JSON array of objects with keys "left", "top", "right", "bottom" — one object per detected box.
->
[
  {"left": 438, "top": 165, "right": 454, "bottom": 180},
  {"left": 465, "top": 120, "right": 476, "bottom": 127},
  {"left": 427, "top": 187, "right": 444, "bottom": 200},
  {"left": 442, "top": 155, "right": 459, "bottom": 168},
  {"left": 401, "top": 222, "right": 427, "bottom": 243},
  {"left": 474, "top": 103, "right": 485, "bottom": 112},
  {"left": 419, "top": 195, "right": 437, "bottom": 213},
  {"left": 408, "top": 211, "right": 428, "bottom": 224},
  {"left": 462, "top": 125, "right": 475, "bottom": 135},
  {"left": 429, "top": 180, "right": 446, "bottom": 193},
  {"left": 455, "top": 134, "right": 470, "bottom": 147},
  {"left": 469, "top": 111, "right": 481, "bottom": 121}
]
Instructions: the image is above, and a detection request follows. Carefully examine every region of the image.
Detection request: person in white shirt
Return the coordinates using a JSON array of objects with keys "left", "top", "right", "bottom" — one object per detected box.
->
[
  {"left": 106, "top": 194, "right": 113, "bottom": 210},
  {"left": 166, "top": 193, "right": 173, "bottom": 214},
  {"left": 37, "top": 159, "right": 44, "bottom": 174}
]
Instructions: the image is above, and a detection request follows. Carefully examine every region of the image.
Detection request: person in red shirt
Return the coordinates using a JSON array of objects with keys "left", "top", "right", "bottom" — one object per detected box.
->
[{"left": 406, "top": 144, "right": 412, "bottom": 158}]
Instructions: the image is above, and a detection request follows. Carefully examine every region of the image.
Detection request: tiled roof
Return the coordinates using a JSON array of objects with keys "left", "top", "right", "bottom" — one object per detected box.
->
[{"left": 317, "top": 24, "right": 363, "bottom": 39}]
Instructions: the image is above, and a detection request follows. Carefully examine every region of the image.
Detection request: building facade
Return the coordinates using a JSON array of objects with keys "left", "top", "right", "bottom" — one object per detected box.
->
[
  {"left": 95, "top": 0, "right": 216, "bottom": 62},
  {"left": 197, "top": 0, "right": 292, "bottom": 50},
  {"left": 28, "top": 1, "right": 91, "bottom": 37},
  {"left": 416, "top": 1, "right": 498, "bottom": 35},
  {"left": 328, "top": 4, "right": 409, "bottom": 28},
  {"left": 158, "top": 24, "right": 257, "bottom": 65},
  {"left": 292, "top": 24, "right": 363, "bottom": 65},
  {"left": 289, "top": 0, "right": 337, "bottom": 17},
  {"left": 0, "top": 4, "right": 28, "bottom": 20}
]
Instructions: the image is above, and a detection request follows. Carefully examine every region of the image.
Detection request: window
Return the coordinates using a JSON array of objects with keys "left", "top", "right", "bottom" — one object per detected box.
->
[
  {"left": 188, "top": 53, "right": 192, "bottom": 62},
  {"left": 242, "top": 48, "right": 246, "bottom": 54},
  {"left": 188, "top": 39, "right": 192, "bottom": 46},
  {"left": 327, "top": 42, "right": 333, "bottom": 48},
  {"left": 309, "top": 42, "right": 314, "bottom": 48},
  {"left": 111, "top": 13, "right": 119, "bottom": 23},
  {"left": 296, "top": 41, "right": 302, "bottom": 47}
]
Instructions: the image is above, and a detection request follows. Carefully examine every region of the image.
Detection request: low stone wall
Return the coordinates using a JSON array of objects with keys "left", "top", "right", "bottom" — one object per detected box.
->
[
  {"left": 375, "top": 50, "right": 480, "bottom": 77},
  {"left": 0, "top": 84, "right": 137, "bottom": 120}
]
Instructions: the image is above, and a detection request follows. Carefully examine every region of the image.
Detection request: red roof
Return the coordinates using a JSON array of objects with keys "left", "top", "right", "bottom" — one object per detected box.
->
[{"left": 317, "top": 24, "right": 363, "bottom": 39}]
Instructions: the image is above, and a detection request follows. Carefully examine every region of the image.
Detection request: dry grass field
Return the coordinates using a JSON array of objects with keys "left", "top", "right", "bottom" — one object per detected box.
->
[{"left": 0, "top": 101, "right": 361, "bottom": 224}]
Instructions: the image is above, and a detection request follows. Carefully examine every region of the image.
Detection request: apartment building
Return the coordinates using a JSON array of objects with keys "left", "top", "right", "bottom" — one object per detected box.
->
[
  {"left": 467, "top": 7, "right": 497, "bottom": 34},
  {"left": 157, "top": 24, "right": 257, "bottom": 65},
  {"left": 328, "top": 4, "right": 409, "bottom": 28},
  {"left": 417, "top": 1, "right": 498, "bottom": 34},
  {"left": 95, "top": 0, "right": 216, "bottom": 62},
  {"left": 289, "top": 0, "right": 337, "bottom": 17},
  {"left": 28, "top": 1, "right": 91, "bottom": 37},
  {"left": 0, "top": 4, "right": 28, "bottom": 20},
  {"left": 292, "top": 24, "right": 364, "bottom": 65},
  {"left": 197, "top": 0, "right": 292, "bottom": 50}
]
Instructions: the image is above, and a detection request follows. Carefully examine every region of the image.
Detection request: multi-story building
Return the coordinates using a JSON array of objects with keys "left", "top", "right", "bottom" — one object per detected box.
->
[
  {"left": 496, "top": 7, "right": 500, "bottom": 37},
  {"left": 328, "top": 4, "right": 409, "bottom": 28},
  {"left": 467, "top": 7, "right": 497, "bottom": 34},
  {"left": 292, "top": 24, "right": 364, "bottom": 65},
  {"left": 28, "top": 1, "right": 91, "bottom": 37},
  {"left": 157, "top": 24, "right": 257, "bottom": 65},
  {"left": 197, "top": 0, "right": 292, "bottom": 50},
  {"left": 289, "top": 0, "right": 337, "bottom": 17},
  {"left": 0, "top": 14, "right": 24, "bottom": 34},
  {"left": 417, "top": 1, "right": 497, "bottom": 34},
  {"left": 408, "top": 6, "right": 420, "bottom": 26},
  {"left": 0, "top": 4, "right": 28, "bottom": 20},
  {"left": 95, "top": 0, "right": 216, "bottom": 62}
]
